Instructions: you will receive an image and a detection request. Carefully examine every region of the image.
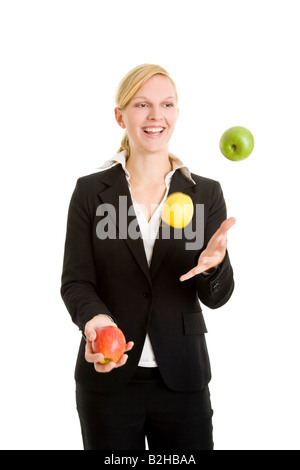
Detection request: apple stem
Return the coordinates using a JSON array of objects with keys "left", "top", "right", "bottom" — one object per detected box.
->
[{"left": 232, "top": 144, "right": 237, "bottom": 152}]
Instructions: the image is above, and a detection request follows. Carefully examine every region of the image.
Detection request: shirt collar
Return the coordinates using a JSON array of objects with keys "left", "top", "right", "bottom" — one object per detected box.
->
[{"left": 99, "top": 150, "right": 196, "bottom": 185}]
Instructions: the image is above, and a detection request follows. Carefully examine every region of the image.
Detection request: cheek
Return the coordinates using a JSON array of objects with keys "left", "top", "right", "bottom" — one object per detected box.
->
[
  {"left": 167, "top": 115, "right": 178, "bottom": 131},
  {"left": 125, "top": 122, "right": 140, "bottom": 139},
  {"left": 123, "top": 112, "right": 142, "bottom": 132},
  {"left": 167, "top": 109, "right": 179, "bottom": 127}
]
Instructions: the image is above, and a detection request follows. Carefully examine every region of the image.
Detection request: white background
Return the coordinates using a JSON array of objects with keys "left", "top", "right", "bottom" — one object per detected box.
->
[{"left": 1, "top": 0, "right": 299, "bottom": 450}]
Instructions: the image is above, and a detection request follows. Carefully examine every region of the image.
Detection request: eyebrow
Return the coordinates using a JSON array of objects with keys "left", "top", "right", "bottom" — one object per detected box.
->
[{"left": 132, "top": 96, "right": 177, "bottom": 101}]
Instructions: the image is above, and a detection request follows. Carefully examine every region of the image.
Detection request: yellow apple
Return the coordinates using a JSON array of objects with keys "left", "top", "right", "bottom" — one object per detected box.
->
[{"left": 161, "top": 192, "right": 194, "bottom": 229}]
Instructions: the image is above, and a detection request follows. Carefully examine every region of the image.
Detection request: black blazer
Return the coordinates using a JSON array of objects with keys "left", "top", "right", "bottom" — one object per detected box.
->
[{"left": 61, "top": 164, "right": 234, "bottom": 393}]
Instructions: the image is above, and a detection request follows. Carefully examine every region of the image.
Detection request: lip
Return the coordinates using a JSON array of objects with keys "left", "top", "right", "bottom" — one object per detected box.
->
[{"left": 142, "top": 126, "right": 167, "bottom": 138}]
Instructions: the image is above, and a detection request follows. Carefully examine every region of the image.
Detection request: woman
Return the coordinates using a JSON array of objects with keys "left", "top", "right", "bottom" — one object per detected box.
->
[{"left": 61, "top": 64, "right": 236, "bottom": 450}]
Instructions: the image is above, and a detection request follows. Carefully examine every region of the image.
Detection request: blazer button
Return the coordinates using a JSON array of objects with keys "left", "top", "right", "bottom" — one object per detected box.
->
[{"left": 143, "top": 291, "right": 152, "bottom": 299}]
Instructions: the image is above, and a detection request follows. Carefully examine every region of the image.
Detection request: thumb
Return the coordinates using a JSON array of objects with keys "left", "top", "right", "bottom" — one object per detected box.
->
[{"left": 85, "top": 326, "right": 97, "bottom": 342}]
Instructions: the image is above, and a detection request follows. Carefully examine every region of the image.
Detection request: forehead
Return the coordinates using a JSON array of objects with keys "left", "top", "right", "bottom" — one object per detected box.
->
[{"left": 133, "top": 75, "right": 176, "bottom": 100}]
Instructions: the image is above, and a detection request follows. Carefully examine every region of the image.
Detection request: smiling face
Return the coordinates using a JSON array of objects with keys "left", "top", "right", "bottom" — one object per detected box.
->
[{"left": 115, "top": 74, "right": 179, "bottom": 156}]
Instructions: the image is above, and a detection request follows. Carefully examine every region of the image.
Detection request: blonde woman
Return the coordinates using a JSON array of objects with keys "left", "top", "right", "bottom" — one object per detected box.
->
[{"left": 61, "top": 64, "right": 236, "bottom": 450}]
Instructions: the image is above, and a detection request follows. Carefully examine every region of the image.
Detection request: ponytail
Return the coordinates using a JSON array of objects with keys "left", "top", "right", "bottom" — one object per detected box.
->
[{"left": 117, "top": 131, "right": 130, "bottom": 156}]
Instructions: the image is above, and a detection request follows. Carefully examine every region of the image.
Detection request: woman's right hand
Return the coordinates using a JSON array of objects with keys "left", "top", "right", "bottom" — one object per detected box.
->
[{"left": 84, "top": 315, "right": 134, "bottom": 373}]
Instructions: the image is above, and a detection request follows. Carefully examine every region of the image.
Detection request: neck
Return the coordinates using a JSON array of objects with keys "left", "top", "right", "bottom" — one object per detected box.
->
[{"left": 126, "top": 149, "right": 172, "bottom": 185}]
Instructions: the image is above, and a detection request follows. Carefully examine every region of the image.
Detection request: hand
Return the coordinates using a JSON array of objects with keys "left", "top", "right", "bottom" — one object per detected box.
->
[
  {"left": 180, "top": 217, "right": 236, "bottom": 282},
  {"left": 84, "top": 315, "right": 134, "bottom": 373}
]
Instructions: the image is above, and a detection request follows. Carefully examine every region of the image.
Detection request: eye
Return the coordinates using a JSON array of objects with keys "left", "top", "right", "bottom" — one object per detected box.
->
[
  {"left": 136, "top": 103, "right": 148, "bottom": 108},
  {"left": 164, "top": 103, "right": 174, "bottom": 108}
]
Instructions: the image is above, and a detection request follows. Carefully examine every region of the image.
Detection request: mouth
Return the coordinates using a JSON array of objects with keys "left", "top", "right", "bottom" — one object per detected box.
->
[{"left": 143, "top": 126, "right": 166, "bottom": 137}]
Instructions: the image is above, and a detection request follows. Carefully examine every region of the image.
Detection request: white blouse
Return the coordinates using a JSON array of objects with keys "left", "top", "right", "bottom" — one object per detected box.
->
[{"left": 100, "top": 151, "right": 195, "bottom": 367}]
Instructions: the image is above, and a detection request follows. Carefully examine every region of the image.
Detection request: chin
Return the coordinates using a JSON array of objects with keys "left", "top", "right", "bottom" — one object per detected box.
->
[{"left": 142, "top": 141, "right": 170, "bottom": 154}]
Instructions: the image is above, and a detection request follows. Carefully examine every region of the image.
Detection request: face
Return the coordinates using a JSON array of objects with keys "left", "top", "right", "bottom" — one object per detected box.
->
[{"left": 115, "top": 74, "right": 179, "bottom": 155}]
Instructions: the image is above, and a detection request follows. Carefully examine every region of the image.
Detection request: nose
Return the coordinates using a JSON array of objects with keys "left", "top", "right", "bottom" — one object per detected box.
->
[{"left": 148, "top": 104, "right": 163, "bottom": 121}]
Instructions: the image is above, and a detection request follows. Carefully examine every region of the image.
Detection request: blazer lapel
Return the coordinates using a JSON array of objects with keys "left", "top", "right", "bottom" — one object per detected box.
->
[
  {"left": 97, "top": 164, "right": 152, "bottom": 285},
  {"left": 150, "top": 169, "right": 196, "bottom": 280}
]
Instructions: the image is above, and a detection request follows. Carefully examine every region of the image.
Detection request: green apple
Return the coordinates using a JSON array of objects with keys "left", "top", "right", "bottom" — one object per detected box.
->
[{"left": 219, "top": 126, "right": 254, "bottom": 161}]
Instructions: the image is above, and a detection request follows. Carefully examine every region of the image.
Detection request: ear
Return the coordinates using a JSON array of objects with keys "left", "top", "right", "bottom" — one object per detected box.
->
[{"left": 115, "top": 107, "right": 126, "bottom": 129}]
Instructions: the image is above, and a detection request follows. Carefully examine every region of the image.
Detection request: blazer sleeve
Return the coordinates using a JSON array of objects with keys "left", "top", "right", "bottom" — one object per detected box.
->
[
  {"left": 60, "top": 178, "right": 114, "bottom": 332},
  {"left": 196, "top": 181, "right": 234, "bottom": 309}
]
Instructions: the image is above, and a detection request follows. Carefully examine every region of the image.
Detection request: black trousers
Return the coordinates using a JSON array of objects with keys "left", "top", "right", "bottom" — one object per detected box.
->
[{"left": 76, "top": 367, "right": 214, "bottom": 450}]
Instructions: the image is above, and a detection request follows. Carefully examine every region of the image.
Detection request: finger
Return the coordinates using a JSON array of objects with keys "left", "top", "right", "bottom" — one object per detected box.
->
[
  {"left": 180, "top": 265, "right": 204, "bottom": 282},
  {"left": 94, "top": 353, "right": 129, "bottom": 373},
  {"left": 86, "top": 350, "right": 105, "bottom": 364},
  {"left": 85, "top": 341, "right": 104, "bottom": 364},
  {"left": 116, "top": 354, "right": 129, "bottom": 368},
  {"left": 219, "top": 217, "right": 236, "bottom": 235},
  {"left": 215, "top": 234, "right": 228, "bottom": 248},
  {"left": 94, "top": 361, "right": 117, "bottom": 374},
  {"left": 84, "top": 338, "right": 94, "bottom": 359},
  {"left": 84, "top": 326, "right": 97, "bottom": 343},
  {"left": 207, "top": 217, "right": 236, "bottom": 249},
  {"left": 125, "top": 341, "right": 134, "bottom": 352},
  {"left": 206, "top": 217, "right": 236, "bottom": 248}
]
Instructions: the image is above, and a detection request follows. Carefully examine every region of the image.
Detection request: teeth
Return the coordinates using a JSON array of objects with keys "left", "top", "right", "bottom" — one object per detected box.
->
[{"left": 144, "top": 127, "right": 164, "bottom": 133}]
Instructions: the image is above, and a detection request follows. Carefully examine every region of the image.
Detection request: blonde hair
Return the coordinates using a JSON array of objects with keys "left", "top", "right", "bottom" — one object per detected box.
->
[{"left": 115, "top": 64, "right": 178, "bottom": 156}]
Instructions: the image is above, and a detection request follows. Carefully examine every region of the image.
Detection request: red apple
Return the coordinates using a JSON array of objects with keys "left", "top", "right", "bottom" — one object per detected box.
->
[{"left": 92, "top": 326, "right": 126, "bottom": 364}]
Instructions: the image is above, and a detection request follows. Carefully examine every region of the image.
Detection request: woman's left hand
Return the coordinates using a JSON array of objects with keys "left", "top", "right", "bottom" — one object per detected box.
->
[{"left": 180, "top": 217, "right": 236, "bottom": 282}]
